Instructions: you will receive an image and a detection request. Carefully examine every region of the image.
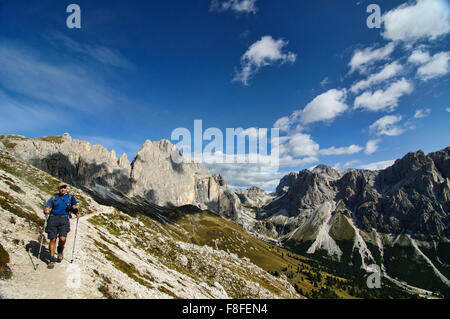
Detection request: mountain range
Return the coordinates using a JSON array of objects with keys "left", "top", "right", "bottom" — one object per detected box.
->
[{"left": 0, "top": 133, "right": 448, "bottom": 298}]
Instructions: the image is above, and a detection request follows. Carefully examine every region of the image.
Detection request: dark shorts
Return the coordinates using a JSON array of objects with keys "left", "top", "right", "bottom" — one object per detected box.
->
[{"left": 46, "top": 215, "right": 71, "bottom": 239}]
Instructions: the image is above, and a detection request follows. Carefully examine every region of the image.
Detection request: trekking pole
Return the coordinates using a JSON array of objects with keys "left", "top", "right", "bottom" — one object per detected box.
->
[
  {"left": 36, "top": 214, "right": 49, "bottom": 270},
  {"left": 71, "top": 217, "right": 79, "bottom": 263}
]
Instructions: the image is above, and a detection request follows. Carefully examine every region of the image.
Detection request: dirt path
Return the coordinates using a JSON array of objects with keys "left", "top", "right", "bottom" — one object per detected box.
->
[{"left": 1, "top": 214, "right": 99, "bottom": 299}]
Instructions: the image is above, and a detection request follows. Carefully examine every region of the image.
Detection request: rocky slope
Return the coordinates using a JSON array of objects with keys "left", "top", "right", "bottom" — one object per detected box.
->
[
  {"left": 0, "top": 149, "right": 300, "bottom": 299},
  {"left": 254, "top": 148, "right": 450, "bottom": 297}
]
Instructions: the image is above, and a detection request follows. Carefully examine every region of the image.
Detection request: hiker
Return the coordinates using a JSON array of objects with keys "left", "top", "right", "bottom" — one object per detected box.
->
[{"left": 43, "top": 182, "right": 80, "bottom": 269}]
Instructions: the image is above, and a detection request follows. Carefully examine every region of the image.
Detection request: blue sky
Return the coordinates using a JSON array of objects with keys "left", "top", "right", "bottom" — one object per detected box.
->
[{"left": 0, "top": 0, "right": 449, "bottom": 190}]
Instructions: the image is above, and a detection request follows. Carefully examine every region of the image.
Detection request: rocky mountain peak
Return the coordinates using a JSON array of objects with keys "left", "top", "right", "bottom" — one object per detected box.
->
[
  {"left": 312, "top": 164, "right": 342, "bottom": 181},
  {"left": 118, "top": 153, "right": 131, "bottom": 171},
  {"left": 275, "top": 172, "right": 299, "bottom": 196},
  {"left": 62, "top": 132, "right": 72, "bottom": 143},
  {"left": 378, "top": 149, "right": 442, "bottom": 189},
  {"left": 0, "top": 134, "right": 242, "bottom": 219},
  {"left": 213, "top": 174, "right": 227, "bottom": 187},
  {"left": 429, "top": 146, "right": 450, "bottom": 179}
]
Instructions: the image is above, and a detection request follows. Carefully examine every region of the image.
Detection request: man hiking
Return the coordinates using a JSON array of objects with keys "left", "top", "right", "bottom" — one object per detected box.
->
[{"left": 44, "top": 182, "right": 80, "bottom": 269}]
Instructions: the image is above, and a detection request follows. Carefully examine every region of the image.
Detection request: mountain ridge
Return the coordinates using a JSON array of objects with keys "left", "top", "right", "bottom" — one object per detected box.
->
[{"left": 1, "top": 133, "right": 449, "bottom": 297}]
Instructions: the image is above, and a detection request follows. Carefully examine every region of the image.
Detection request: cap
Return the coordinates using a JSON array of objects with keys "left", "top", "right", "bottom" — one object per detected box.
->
[{"left": 58, "top": 182, "right": 68, "bottom": 189}]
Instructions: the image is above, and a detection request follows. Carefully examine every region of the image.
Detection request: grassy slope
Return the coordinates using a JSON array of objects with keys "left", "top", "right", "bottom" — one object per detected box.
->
[{"left": 146, "top": 209, "right": 414, "bottom": 299}]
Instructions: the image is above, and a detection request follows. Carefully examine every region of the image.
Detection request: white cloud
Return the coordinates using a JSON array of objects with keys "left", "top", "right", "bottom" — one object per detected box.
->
[
  {"left": 350, "top": 61, "right": 403, "bottom": 93},
  {"left": 344, "top": 160, "right": 360, "bottom": 168},
  {"left": 273, "top": 89, "right": 347, "bottom": 134},
  {"left": 319, "top": 144, "right": 363, "bottom": 156},
  {"left": 360, "top": 160, "right": 395, "bottom": 170},
  {"left": 210, "top": 0, "right": 258, "bottom": 14},
  {"left": 197, "top": 146, "right": 299, "bottom": 191},
  {"left": 349, "top": 42, "right": 395, "bottom": 73},
  {"left": 417, "top": 51, "right": 450, "bottom": 81},
  {"left": 354, "top": 78, "right": 413, "bottom": 111},
  {"left": 272, "top": 89, "right": 352, "bottom": 168},
  {"left": 279, "top": 155, "right": 319, "bottom": 167},
  {"left": 414, "top": 108, "right": 431, "bottom": 118},
  {"left": 320, "top": 77, "right": 329, "bottom": 87},
  {"left": 446, "top": 107, "right": 450, "bottom": 112},
  {"left": 273, "top": 116, "right": 292, "bottom": 133},
  {"left": 233, "top": 35, "right": 296, "bottom": 85},
  {"left": 365, "top": 139, "right": 381, "bottom": 155},
  {"left": 382, "top": 0, "right": 450, "bottom": 42},
  {"left": 279, "top": 133, "right": 319, "bottom": 158},
  {"left": 370, "top": 115, "right": 405, "bottom": 136},
  {"left": 298, "top": 89, "right": 348, "bottom": 124},
  {"left": 204, "top": 161, "right": 284, "bottom": 191},
  {"left": 408, "top": 50, "right": 431, "bottom": 64}
]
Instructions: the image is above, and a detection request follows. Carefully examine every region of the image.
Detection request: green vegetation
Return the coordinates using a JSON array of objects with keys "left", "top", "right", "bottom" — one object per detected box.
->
[
  {"left": 329, "top": 213, "right": 355, "bottom": 241},
  {"left": 0, "top": 189, "right": 43, "bottom": 228},
  {"left": 284, "top": 239, "right": 415, "bottom": 299},
  {"left": 0, "top": 135, "right": 26, "bottom": 149},
  {"left": 89, "top": 210, "right": 131, "bottom": 237},
  {"left": 336, "top": 200, "right": 346, "bottom": 211},
  {"left": 88, "top": 208, "right": 296, "bottom": 298},
  {"left": 437, "top": 242, "right": 450, "bottom": 264},
  {"left": 0, "top": 150, "right": 60, "bottom": 194},
  {"left": 365, "top": 242, "right": 382, "bottom": 266},
  {"left": 36, "top": 136, "right": 63, "bottom": 144},
  {"left": 0, "top": 134, "right": 64, "bottom": 148},
  {"left": 147, "top": 209, "right": 370, "bottom": 299},
  {"left": 98, "top": 233, "right": 125, "bottom": 252},
  {"left": 0, "top": 150, "right": 95, "bottom": 218},
  {"left": 384, "top": 244, "right": 450, "bottom": 297},
  {"left": 93, "top": 239, "right": 155, "bottom": 290},
  {"left": 158, "top": 286, "right": 179, "bottom": 299}
]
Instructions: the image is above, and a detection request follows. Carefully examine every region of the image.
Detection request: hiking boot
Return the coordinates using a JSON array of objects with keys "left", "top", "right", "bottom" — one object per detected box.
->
[
  {"left": 57, "top": 246, "right": 64, "bottom": 263},
  {"left": 47, "top": 260, "right": 55, "bottom": 269}
]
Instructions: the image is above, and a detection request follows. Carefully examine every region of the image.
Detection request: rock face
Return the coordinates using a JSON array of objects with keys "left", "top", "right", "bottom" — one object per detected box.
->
[
  {"left": 129, "top": 139, "right": 210, "bottom": 206},
  {"left": 235, "top": 186, "right": 274, "bottom": 208},
  {"left": 0, "top": 134, "right": 241, "bottom": 219},
  {"left": 260, "top": 148, "right": 450, "bottom": 241},
  {"left": 254, "top": 148, "right": 450, "bottom": 296}
]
